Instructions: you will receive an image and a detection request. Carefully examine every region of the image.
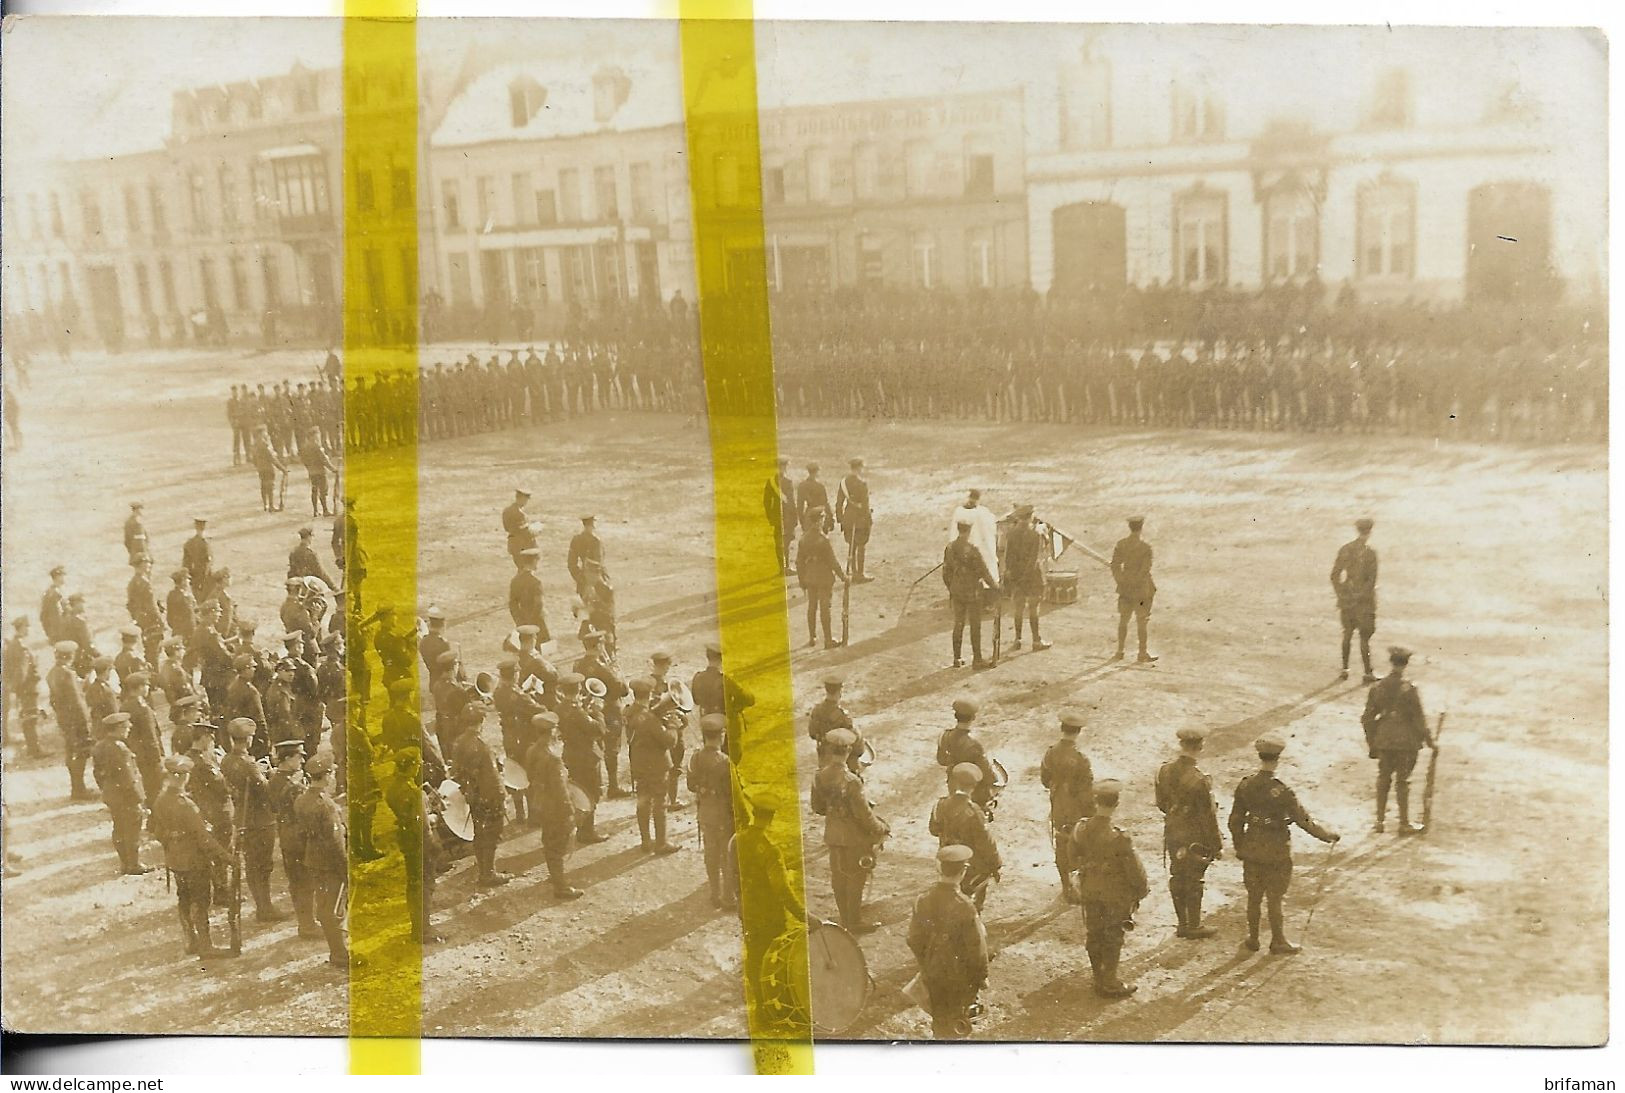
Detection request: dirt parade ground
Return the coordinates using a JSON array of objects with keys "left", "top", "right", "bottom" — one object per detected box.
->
[{"left": 0, "top": 344, "right": 1607, "bottom": 1045}]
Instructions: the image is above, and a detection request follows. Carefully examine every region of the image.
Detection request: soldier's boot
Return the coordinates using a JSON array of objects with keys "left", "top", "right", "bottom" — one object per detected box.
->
[
  {"left": 1171, "top": 881, "right": 1191, "bottom": 937},
  {"left": 1184, "top": 889, "right": 1217, "bottom": 939},
  {"left": 1058, "top": 864, "right": 1080, "bottom": 905},
  {"left": 252, "top": 874, "right": 287, "bottom": 922},
  {"left": 116, "top": 834, "right": 149, "bottom": 876},
  {"left": 192, "top": 907, "right": 239, "bottom": 958},
  {"left": 651, "top": 811, "right": 679, "bottom": 855},
  {"left": 551, "top": 871, "right": 584, "bottom": 900},
  {"left": 1396, "top": 783, "right": 1421, "bottom": 836},
  {"left": 1101, "top": 951, "right": 1136, "bottom": 998},
  {"left": 180, "top": 906, "right": 199, "bottom": 955},
  {"left": 1032, "top": 624, "right": 1052, "bottom": 652},
  {"left": 576, "top": 808, "right": 608, "bottom": 845},
  {"left": 606, "top": 755, "right": 630, "bottom": 799},
  {"left": 295, "top": 896, "right": 322, "bottom": 939},
  {"left": 1267, "top": 899, "right": 1299, "bottom": 955},
  {"left": 1374, "top": 779, "right": 1389, "bottom": 833},
  {"left": 1243, "top": 895, "right": 1262, "bottom": 951},
  {"left": 667, "top": 768, "right": 686, "bottom": 810},
  {"left": 68, "top": 757, "right": 94, "bottom": 801}
]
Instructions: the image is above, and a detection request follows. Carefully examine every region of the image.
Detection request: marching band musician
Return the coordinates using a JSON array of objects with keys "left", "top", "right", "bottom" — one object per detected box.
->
[
  {"left": 222, "top": 717, "right": 284, "bottom": 923},
  {"left": 690, "top": 642, "right": 754, "bottom": 763},
  {"left": 293, "top": 754, "right": 349, "bottom": 967},
  {"left": 626, "top": 678, "right": 680, "bottom": 855},
  {"left": 1155, "top": 727, "right": 1223, "bottom": 939},
  {"left": 418, "top": 606, "right": 452, "bottom": 686},
  {"left": 1040, "top": 710, "right": 1093, "bottom": 904},
  {"left": 1073, "top": 779, "right": 1150, "bottom": 999},
  {"left": 929, "top": 764, "right": 1002, "bottom": 912},
  {"left": 810, "top": 728, "right": 888, "bottom": 933},
  {"left": 384, "top": 747, "right": 447, "bottom": 943},
  {"left": 267, "top": 738, "right": 320, "bottom": 939},
  {"left": 936, "top": 700, "right": 997, "bottom": 811},
  {"left": 492, "top": 658, "right": 543, "bottom": 827},
  {"left": 808, "top": 674, "right": 866, "bottom": 774},
  {"left": 573, "top": 631, "right": 629, "bottom": 799},
  {"left": 687, "top": 714, "right": 737, "bottom": 910},
  {"left": 648, "top": 650, "right": 688, "bottom": 810},
  {"left": 524, "top": 712, "right": 585, "bottom": 901},
  {"left": 152, "top": 755, "right": 235, "bottom": 959},
  {"left": 555, "top": 672, "right": 609, "bottom": 845},
  {"left": 448, "top": 704, "right": 511, "bottom": 887},
  {"left": 907, "top": 844, "right": 989, "bottom": 1040}
]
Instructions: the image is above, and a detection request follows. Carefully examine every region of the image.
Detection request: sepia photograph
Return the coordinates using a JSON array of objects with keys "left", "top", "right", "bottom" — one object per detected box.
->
[{"left": 0, "top": 8, "right": 1610, "bottom": 1068}]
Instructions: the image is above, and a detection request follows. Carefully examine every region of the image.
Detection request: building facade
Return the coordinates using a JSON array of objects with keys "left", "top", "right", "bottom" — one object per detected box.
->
[{"left": 1027, "top": 33, "right": 1604, "bottom": 305}]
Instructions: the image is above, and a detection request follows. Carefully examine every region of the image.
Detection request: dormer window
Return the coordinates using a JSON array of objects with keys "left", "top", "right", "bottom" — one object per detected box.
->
[
  {"left": 509, "top": 76, "right": 545, "bottom": 128},
  {"left": 592, "top": 69, "right": 630, "bottom": 124}
]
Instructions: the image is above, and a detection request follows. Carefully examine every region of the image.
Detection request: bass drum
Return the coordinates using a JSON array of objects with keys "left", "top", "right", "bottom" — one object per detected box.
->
[
  {"left": 438, "top": 779, "right": 475, "bottom": 841},
  {"left": 502, "top": 760, "right": 530, "bottom": 792},
  {"left": 808, "top": 921, "right": 873, "bottom": 1035},
  {"left": 566, "top": 780, "right": 591, "bottom": 812}
]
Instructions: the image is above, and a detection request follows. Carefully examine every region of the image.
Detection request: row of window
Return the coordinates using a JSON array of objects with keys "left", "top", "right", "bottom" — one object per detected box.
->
[
  {"left": 756, "top": 138, "right": 998, "bottom": 207},
  {"left": 446, "top": 240, "right": 661, "bottom": 306},
  {"left": 441, "top": 162, "right": 658, "bottom": 231}
]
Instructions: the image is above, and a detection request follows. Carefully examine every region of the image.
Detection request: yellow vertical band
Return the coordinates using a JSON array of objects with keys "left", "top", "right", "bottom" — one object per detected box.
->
[
  {"left": 343, "top": 5, "right": 422, "bottom": 1076},
  {"left": 679, "top": 3, "right": 814, "bottom": 1075}
]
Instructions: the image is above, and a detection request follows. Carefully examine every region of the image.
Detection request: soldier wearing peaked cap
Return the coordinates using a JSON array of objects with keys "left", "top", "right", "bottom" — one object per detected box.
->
[
  {"left": 288, "top": 527, "right": 338, "bottom": 593},
  {"left": 293, "top": 754, "right": 350, "bottom": 965},
  {"left": 3, "top": 616, "right": 44, "bottom": 758},
  {"left": 502, "top": 488, "right": 539, "bottom": 567},
  {"left": 524, "top": 712, "right": 585, "bottom": 901},
  {"left": 1361, "top": 645, "right": 1434, "bottom": 836},
  {"left": 907, "top": 844, "right": 990, "bottom": 1039},
  {"left": 449, "top": 705, "right": 509, "bottom": 886},
  {"left": 567, "top": 514, "right": 607, "bottom": 598},
  {"left": 944, "top": 519, "right": 997, "bottom": 669},
  {"left": 835, "top": 457, "right": 874, "bottom": 583},
  {"left": 40, "top": 565, "right": 70, "bottom": 645},
  {"left": 811, "top": 727, "right": 889, "bottom": 932},
  {"left": 796, "top": 462, "right": 833, "bottom": 534},
  {"left": 418, "top": 607, "right": 452, "bottom": 685},
  {"left": 508, "top": 548, "right": 550, "bottom": 640},
  {"left": 1003, "top": 503, "right": 1052, "bottom": 652},
  {"left": 556, "top": 672, "right": 609, "bottom": 845},
  {"left": 936, "top": 700, "right": 997, "bottom": 809},
  {"left": 690, "top": 642, "right": 755, "bottom": 762},
  {"left": 1331, "top": 518, "right": 1380, "bottom": 682},
  {"left": 383, "top": 746, "right": 448, "bottom": 943},
  {"left": 223, "top": 654, "right": 267, "bottom": 758},
  {"left": 1040, "top": 709, "right": 1093, "bottom": 903},
  {"left": 223, "top": 718, "right": 285, "bottom": 922},
  {"left": 267, "top": 739, "right": 320, "bottom": 938},
  {"left": 795, "top": 513, "right": 847, "bottom": 650},
  {"left": 91, "top": 713, "right": 151, "bottom": 875},
  {"left": 46, "top": 639, "right": 95, "bottom": 800},
  {"left": 1156, "top": 727, "right": 1224, "bottom": 940},
  {"left": 1229, "top": 734, "right": 1340, "bottom": 955},
  {"left": 573, "top": 631, "right": 629, "bottom": 798},
  {"left": 930, "top": 763, "right": 1001, "bottom": 912},
  {"left": 1110, "top": 516, "right": 1158, "bottom": 664},
  {"left": 166, "top": 569, "right": 197, "bottom": 646},
  {"left": 626, "top": 677, "right": 681, "bottom": 855},
  {"left": 808, "top": 675, "right": 865, "bottom": 774},
  {"left": 730, "top": 784, "right": 811, "bottom": 1016},
  {"left": 126, "top": 553, "right": 165, "bottom": 668},
  {"left": 764, "top": 456, "right": 797, "bottom": 576},
  {"left": 182, "top": 519, "right": 212, "bottom": 598},
  {"left": 118, "top": 670, "right": 163, "bottom": 805},
  {"left": 1072, "top": 779, "right": 1149, "bottom": 998},
  {"left": 687, "top": 713, "right": 738, "bottom": 910},
  {"left": 124, "top": 502, "right": 150, "bottom": 566},
  {"left": 151, "top": 754, "right": 235, "bottom": 958}
]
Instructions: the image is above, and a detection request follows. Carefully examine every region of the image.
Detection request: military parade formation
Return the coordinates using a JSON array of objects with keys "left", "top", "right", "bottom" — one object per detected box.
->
[{"left": 3, "top": 343, "right": 1452, "bottom": 1044}]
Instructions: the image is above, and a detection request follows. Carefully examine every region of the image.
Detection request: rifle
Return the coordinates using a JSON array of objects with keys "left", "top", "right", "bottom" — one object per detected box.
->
[
  {"left": 897, "top": 561, "right": 945, "bottom": 619},
  {"left": 990, "top": 584, "right": 1002, "bottom": 666},
  {"left": 840, "top": 536, "right": 856, "bottom": 647},
  {"left": 1421, "top": 712, "right": 1446, "bottom": 834},
  {"left": 277, "top": 466, "right": 289, "bottom": 512},
  {"left": 228, "top": 798, "right": 244, "bottom": 955}
]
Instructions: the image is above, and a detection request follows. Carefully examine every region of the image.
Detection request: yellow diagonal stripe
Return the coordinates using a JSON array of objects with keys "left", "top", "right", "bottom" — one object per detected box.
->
[
  {"left": 679, "top": 2, "right": 814, "bottom": 1075},
  {"left": 343, "top": 6, "right": 422, "bottom": 1076}
]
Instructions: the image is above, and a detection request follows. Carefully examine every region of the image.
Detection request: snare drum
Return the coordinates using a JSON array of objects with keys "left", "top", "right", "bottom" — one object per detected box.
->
[{"left": 1044, "top": 570, "right": 1080, "bottom": 605}]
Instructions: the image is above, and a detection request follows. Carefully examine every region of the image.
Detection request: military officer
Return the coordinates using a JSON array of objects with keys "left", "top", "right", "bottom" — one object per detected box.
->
[
  {"left": 524, "top": 713, "right": 585, "bottom": 901},
  {"left": 222, "top": 718, "right": 284, "bottom": 922},
  {"left": 450, "top": 705, "right": 510, "bottom": 886},
  {"left": 566, "top": 514, "right": 606, "bottom": 598},
  {"left": 807, "top": 674, "right": 866, "bottom": 773},
  {"left": 929, "top": 764, "right": 1001, "bottom": 911},
  {"left": 687, "top": 714, "right": 737, "bottom": 909},
  {"left": 1229, "top": 733, "right": 1341, "bottom": 955},
  {"left": 1110, "top": 516, "right": 1158, "bottom": 663},
  {"left": 152, "top": 755, "right": 235, "bottom": 958},
  {"left": 1039, "top": 709, "right": 1093, "bottom": 903},
  {"left": 835, "top": 457, "right": 874, "bottom": 583},
  {"left": 91, "top": 713, "right": 151, "bottom": 875},
  {"left": 556, "top": 672, "right": 608, "bottom": 844},
  {"left": 1156, "top": 727, "right": 1224, "bottom": 939},
  {"left": 1072, "top": 779, "right": 1150, "bottom": 998},
  {"left": 46, "top": 640, "right": 94, "bottom": 799},
  {"left": 627, "top": 677, "right": 680, "bottom": 855},
  {"left": 1331, "top": 517, "right": 1380, "bottom": 682},
  {"left": 1003, "top": 504, "right": 1052, "bottom": 651},
  {"left": 764, "top": 456, "right": 796, "bottom": 575},
  {"left": 294, "top": 754, "right": 350, "bottom": 966},
  {"left": 1361, "top": 645, "right": 1435, "bottom": 835},
  {"left": 502, "top": 487, "right": 539, "bottom": 566},
  {"left": 795, "top": 516, "right": 847, "bottom": 649},
  {"left": 508, "top": 548, "right": 550, "bottom": 639},
  {"left": 811, "top": 728, "right": 889, "bottom": 931},
  {"left": 906, "top": 844, "right": 989, "bottom": 1040},
  {"left": 4, "top": 616, "right": 45, "bottom": 757},
  {"left": 943, "top": 520, "right": 997, "bottom": 669},
  {"left": 935, "top": 700, "right": 996, "bottom": 810}
]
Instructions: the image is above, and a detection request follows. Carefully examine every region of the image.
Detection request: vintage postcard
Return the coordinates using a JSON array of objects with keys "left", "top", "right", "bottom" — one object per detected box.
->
[{"left": 0, "top": 14, "right": 1607, "bottom": 1055}]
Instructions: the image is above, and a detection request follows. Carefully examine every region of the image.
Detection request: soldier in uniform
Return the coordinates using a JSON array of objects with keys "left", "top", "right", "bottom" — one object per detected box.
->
[
  {"left": 63, "top": 596, "right": 98, "bottom": 675},
  {"left": 124, "top": 502, "right": 150, "bottom": 565},
  {"left": 835, "top": 457, "right": 874, "bottom": 583},
  {"left": 300, "top": 432, "right": 336, "bottom": 518},
  {"left": 796, "top": 462, "right": 833, "bottom": 533},
  {"left": 573, "top": 631, "right": 629, "bottom": 798},
  {"left": 1003, "top": 504, "right": 1052, "bottom": 651},
  {"left": 126, "top": 554, "right": 165, "bottom": 667},
  {"left": 294, "top": 754, "right": 350, "bottom": 966},
  {"left": 46, "top": 640, "right": 94, "bottom": 799},
  {"left": 166, "top": 569, "right": 197, "bottom": 645},
  {"left": 1039, "top": 710, "right": 1092, "bottom": 903},
  {"left": 690, "top": 641, "right": 754, "bottom": 760},
  {"left": 524, "top": 712, "right": 585, "bottom": 901},
  {"left": 250, "top": 428, "right": 287, "bottom": 512},
  {"left": 907, "top": 844, "right": 990, "bottom": 1040},
  {"left": 224, "top": 654, "right": 267, "bottom": 755},
  {"left": 1361, "top": 645, "right": 1435, "bottom": 835},
  {"left": 944, "top": 520, "right": 997, "bottom": 669},
  {"left": 222, "top": 718, "right": 285, "bottom": 922},
  {"left": 648, "top": 650, "right": 689, "bottom": 809},
  {"left": 40, "top": 565, "right": 70, "bottom": 644},
  {"left": 1156, "top": 727, "right": 1224, "bottom": 939},
  {"left": 502, "top": 487, "right": 539, "bottom": 566},
  {"left": 555, "top": 672, "right": 608, "bottom": 844},
  {"left": 151, "top": 755, "right": 235, "bottom": 957},
  {"left": 267, "top": 739, "right": 320, "bottom": 938},
  {"left": 764, "top": 456, "right": 796, "bottom": 575},
  {"left": 3, "top": 616, "right": 45, "bottom": 757},
  {"left": 188, "top": 734, "right": 235, "bottom": 905},
  {"left": 733, "top": 786, "right": 811, "bottom": 1012},
  {"left": 118, "top": 671, "right": 163, "bottom": 805},
  {"left": 811, "top": 728, "right": 889, "bottom": 932},
  {"left": 929, "top": 764, "right": 1001, "bottom": 911},
  {"left": 1110, "top": 516, "right": 1158, "bottom": 663},
  {"left": 418, "top": 606, "right": 451, "bottom": 686},
  {"left": 795, "top": 515, "right": 847, "bottom": 650},
  {"left": 182, "top": 518, "right": 213, "bottom": 599},
  {"left": 566, "top": 514, "right": 606, "bottom": 598},
  {"left": 626, "top": 677, "right": 680, "bottom": 855},
  {"left": 1331, "top": 517, "right": 1380, "bottom": 682},
  {"left": 91, "top": 713, "right": 151, "bottom": 875},
  {"left": 450, "top": 705, "right": 510, "bottom": 886},
  {"left": 1229, "top": 733, "right": 1340, "bottom": 955},
  {"left": 508, "top": 548, "right": 550, "bottom": 640},
  {"left": 384, "top": 747, "right": 447, "bottom": 942},
  {"left": 807, "top": 674, "right": 866, "bottom": 773},
  {"left": 1072, "top": 778, "right": 1149, "bottom": 998},
  {"left": 289, "top": 527, "right": 339, "bottom": 592},
  {"left": 935, "top": 700, "right": 996, "bottom": 809},
  {"left": 687, "top": 714, "right": 737, "bottom": 910}
]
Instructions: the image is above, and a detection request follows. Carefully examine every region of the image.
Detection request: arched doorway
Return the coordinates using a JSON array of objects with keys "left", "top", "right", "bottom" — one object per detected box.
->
[
  {"left": 1466, "top": 182, "right": 1556, "bottom": 303},
  {"left": 1051, "top": 201, "right": 1127, "bottom": 293}
]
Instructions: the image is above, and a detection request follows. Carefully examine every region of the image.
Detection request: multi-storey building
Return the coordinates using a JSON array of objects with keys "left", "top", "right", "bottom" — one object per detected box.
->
[{"left": 1026, "top": 29, "right": 1605, "bottom": 305}]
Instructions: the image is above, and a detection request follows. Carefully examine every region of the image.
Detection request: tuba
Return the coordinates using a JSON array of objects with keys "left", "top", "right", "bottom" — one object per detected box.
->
[
  {"left": 473, "top": 671, "right": 496, "bottom": 703},
  {"left": 983, "top": 757, "right": 1010, "bottom": 820}
]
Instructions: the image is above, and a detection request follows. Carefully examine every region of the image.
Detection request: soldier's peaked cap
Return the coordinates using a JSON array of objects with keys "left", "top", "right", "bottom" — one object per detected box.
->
[
  {"left": 298, "top": 527, "right": 313, "bottom": 538},
  {"left": 822, "top": 674, "right": 844, "bottom": 689},
  {"left": 172, "top": 694, "right": 200, "bottom": 709},
  {"left": 387, "top": 679, "right": 414, "bottom": 697},
  {"left": 119, "top": 625, "right": 140, "bottom": 639},
  {"left": 306, "top": 754, "right": 334, "bottom": 778},
  {"left": 556, "top": 672, "right": 584, "bottom": 688},
  {"left": 705, "top": 642, "right": 722, "bottom": 657},
  {"left": 424, "top": 606, "right": 446, "bottom": 621},
  {"left": 580, "top": 514, "right": 595, "bottom": 523},
  {"left": 824, "top": 728, "right": 857, "bottom": 750},
  {"left": 650, "top": 649, "right": 673, "bottom": 662},
  {"left": 232, "top": 653, "right": 254, "bottom": 670},
  {"left": 11, "top": 616, "right": 27, "bottom": 629},
  {"left": 1059, "top": 710, "right": 1085, "bottom": 731},
  {"left": 700, "top": 713, "right": 727, "bottom": 735},
  {"left": 515, "top": 486, "right": 532, "bottom": 496},
  {"left": 951, "top": 762, "right": 984, "bottom": 784},
  {"left": 1388, "top": 645, "right": 1413, "bottom": 662},
  {"left": 101, "top": 712, "right": 132, "bottom": 728},
  {"left": 1094, "top": 778, "right": 1122, "bottom": 798},
  {"left": 849, "top": 457, "right": 864, "bottom": 467},
  {"left": 92, "top": 655, "right": 114, "bottom": 671},
  {"left": 273, "top": 738, "right": 306, "bottom": 753},
  {"left": 630, "top": 677, "right": 655, "bottom": 695},
  {"left": 1355, "top": 517, "right": 1375, "bottom": 532},
  {"left": 1255, "top": 733, "right": 1286, "bottom": 757},
  {"left": 50, "top": 565, "right": 67, "bottom": 577},
  {"left": 228, "top": 718, "right": 257, "bottom": 739},
  {"left": 53, "top": 640, "right": 78, "bottom": 655},
  {"left": 163, "top": 755, "right": 194, "bottom": 775},
  {"left": 1177, "top": 727, "right": 1205, "bottom": 744},
  {"left": 952, "top": 699, "right": 978, "bottom": 720},
  {"left": 516, "top": 624, "right": 541, "bottom": 637},
  {"left": 436, "top": 650, "right": 459, "bottom": 666},
  {"left": 937, "top": 844, "right": 974, "bottom": 865},
  {"left": 121, "top": 671, "right": 151, "bottom": 687}
]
